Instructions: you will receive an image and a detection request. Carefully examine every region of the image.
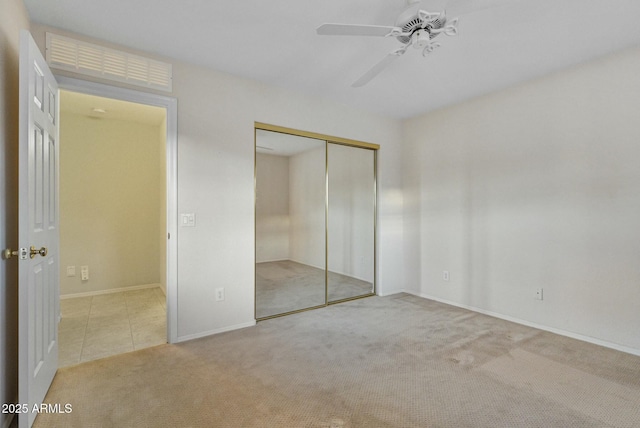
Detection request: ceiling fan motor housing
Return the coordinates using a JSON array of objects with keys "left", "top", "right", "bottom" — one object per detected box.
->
[{"left": 395, "top": 9, "right": 447, "bottom": 44}]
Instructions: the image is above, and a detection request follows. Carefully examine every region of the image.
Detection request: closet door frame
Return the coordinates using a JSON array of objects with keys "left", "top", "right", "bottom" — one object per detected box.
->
[{"left": 254, "top": 122, "right": 379, "bottom": 321}]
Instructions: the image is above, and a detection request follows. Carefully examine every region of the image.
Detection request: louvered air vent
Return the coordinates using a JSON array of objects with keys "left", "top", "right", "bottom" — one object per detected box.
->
[{"left": 46, "top": 32, "right": 172, "bottom": 92}]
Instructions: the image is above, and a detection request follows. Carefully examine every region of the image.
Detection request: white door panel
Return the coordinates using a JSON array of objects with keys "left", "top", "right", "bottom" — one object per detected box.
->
[{"left": 19, "top": 30, "right": 59, "bottom": 428}]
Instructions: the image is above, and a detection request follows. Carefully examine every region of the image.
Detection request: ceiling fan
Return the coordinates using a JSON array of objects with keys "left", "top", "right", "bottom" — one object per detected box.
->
[{"left": 317, "top": 0, "right": 478, "bottom": 87}]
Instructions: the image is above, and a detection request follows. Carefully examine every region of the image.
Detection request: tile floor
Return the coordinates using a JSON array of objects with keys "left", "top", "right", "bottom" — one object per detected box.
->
[{"left": 58, "top": 287, "right": 167, "bottom": 367}]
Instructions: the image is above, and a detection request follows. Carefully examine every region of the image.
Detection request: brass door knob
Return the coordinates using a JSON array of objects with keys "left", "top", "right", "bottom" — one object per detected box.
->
[
  {"left": 3, "top": 249, "right": 18, "bottom": 259},
  {"left": 30, "top": 246, "right": 48, "bottom": 259},
  {"left": 2, "top": 248, "right": 28, "bottom": 260}
]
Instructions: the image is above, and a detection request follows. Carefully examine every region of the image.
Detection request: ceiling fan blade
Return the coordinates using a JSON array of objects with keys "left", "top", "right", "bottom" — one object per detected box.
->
[
  {"left": 316, "top": 23, "right": 400, "bottom": 37},
  {"left": 352, "top": 47, "right": 408, "bottom": 88}
]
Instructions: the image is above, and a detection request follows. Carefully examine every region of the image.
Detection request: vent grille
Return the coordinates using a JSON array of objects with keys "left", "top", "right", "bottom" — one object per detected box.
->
[{"left": 46, "top": 33, "right": 172, "bottom": 92}]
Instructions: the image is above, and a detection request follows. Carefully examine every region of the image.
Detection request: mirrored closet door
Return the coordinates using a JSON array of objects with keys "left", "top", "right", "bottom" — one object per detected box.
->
[
  {"left": 255, "top": 125, "right": 377, "bottom": 320},
  {"left": 255, "top": 130, "right": 326, "bottom": 319},
  {"left": 327, "top": 143, "right": 375, "bottom": 302}
]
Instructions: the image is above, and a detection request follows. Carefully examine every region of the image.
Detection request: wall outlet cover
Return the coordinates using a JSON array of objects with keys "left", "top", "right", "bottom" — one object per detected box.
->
[{"left": 80, "top": 265, "right": 89, "bottom": 281}]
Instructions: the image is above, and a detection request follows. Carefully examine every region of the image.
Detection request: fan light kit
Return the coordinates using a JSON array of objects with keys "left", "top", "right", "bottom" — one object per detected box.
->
[{"left": 317, "top": 0, "right": 460, "bottom": 87}]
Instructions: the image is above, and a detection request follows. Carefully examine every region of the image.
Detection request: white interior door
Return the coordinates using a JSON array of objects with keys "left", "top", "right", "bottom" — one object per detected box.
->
[{"left": 18, "top": 30, "right": 60, "bottom": 428}]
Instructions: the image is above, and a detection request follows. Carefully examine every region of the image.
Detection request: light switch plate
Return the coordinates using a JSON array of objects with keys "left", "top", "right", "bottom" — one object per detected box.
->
[
  {"left": 66, "top": 266, "right": 76, "bottom": 277},
  {"left": 180, "top": 213, "right": 196, "bottom": 227}
]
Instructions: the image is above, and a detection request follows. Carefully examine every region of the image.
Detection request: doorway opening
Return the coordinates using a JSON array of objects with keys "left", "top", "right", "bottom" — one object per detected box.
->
[{"left": 55, "top": 82, "right": 176, "bottom": 366}]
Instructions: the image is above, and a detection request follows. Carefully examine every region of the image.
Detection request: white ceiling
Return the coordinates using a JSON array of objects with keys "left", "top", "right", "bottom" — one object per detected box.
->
[
  {"left": 60, "top": 90, "right": 166, "bottom": 126},
  {"left": 256, "top": 129, "right": 324, "bottom": 156},
  {"left": 25, "top": 0, "right": 640, "bottom": 119}
]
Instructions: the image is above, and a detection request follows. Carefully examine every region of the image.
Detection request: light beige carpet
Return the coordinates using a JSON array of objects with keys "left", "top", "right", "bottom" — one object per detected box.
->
[{"left": 34, "top": 294, "right": 640, "bottom": 427}]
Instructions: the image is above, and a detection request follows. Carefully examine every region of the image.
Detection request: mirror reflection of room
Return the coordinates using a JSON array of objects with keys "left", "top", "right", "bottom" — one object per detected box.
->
[
  {"left": 327, "top": 143, "right": 375, "bottom": 302},
  {"left": 255, "top": 128, "right": 377, "bottom": 320},
  {"left": 255, "top": 130, "right": 326, "bottom": 319}
]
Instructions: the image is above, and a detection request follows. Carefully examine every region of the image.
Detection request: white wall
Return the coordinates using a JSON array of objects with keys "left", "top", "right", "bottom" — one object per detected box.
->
[
  {"left": 403, "top": 46, "right": 640, "bottom": 353},
  {"left": 255, "top": 153, "right": 290, "bottom": 263},
  {"left": 59, "top": 111, "right": 164, "bottom": 296},
  {"left": 29, "top": 23, "right": 405, "bottom": 340},
  {"left": 0, "top": 1, "right": 29, "bottom": 426},
  {"left": 171, "top": 64, "right": 403, "bottom": 339}
]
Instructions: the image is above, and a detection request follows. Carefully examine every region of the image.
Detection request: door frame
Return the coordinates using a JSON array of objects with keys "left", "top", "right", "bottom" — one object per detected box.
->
[{"left": 56, "top": 76, "right": 178, "bottom": 343}]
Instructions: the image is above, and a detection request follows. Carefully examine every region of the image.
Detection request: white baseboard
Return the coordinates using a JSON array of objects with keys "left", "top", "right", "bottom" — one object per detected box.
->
[
  {"left": 377, "top": 288, "right": 406, "bottom": 297},
  {"left": 405, "top": 291, "right": 640, "bottom": 357},
  {"left": 286, "top": 258, "right": 324, "bottom": 271},
  {"left": 60, "top": 283, "right": 162, "bottom": 300},
  {"left": 284, "top": 258, "right": 373, "bottom": 283},
  {"left": 174, "top": 320, "right": 256, "bottom": 343},
  {"left": 256, "top": 258, "right": 289, "bottom": 264}
]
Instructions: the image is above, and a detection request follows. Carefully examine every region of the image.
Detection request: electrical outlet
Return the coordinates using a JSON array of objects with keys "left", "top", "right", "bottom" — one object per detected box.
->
[
  {"left": 443, "top": 271, "right": 450, "bottom": 281},
  {"left": 81, "top": 266, "right": 89, "bottom": 281},
  {"left": 535, "top": 288, "right": 543, "bottom": 300},
  {"left": 215, "top": 287, "right": 225, "bottom": 302}
]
